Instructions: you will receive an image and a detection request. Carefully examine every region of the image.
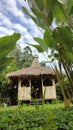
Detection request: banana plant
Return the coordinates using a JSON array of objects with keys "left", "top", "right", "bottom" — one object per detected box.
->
[
  {"left": 0, "top": 33, "right": 20, "bottom": 72},
  {"left": 23, "top": 0, "right": 73, "bottom": 105}
]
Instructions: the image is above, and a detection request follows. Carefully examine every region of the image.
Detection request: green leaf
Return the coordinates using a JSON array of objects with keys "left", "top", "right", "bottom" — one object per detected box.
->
[
  {"left": 30, "top": 8, "right": 43, "bottom": 18},
  {"left": 46, "top": 0, "right": 67, "bottom": 22},
  {"left": 0, "top": 33, "right": 20, "bottom": 57},
  {"left": 52, "top": 0, "right": 67, "bottom": 22},
  {"left": 53, "top": 26, "right": 73, "bottom": 50},
  {"left": 22, "top": 7, "right": 37, "bottom": 23},
  {"left": 63, "top": 50, "right": 73, "bottom": 62},
  {"left": 23, "top": 1, "right": 53, "bottom": 29},
  {"left": 67, "top": 0, "right": 73, "bottom": 14},
  {"left": 33, "top": 37, "right": 48, "bottom": 52},
  {"left": 30, "top": 8, "right": 52, "bottom": 28},
  {"left": 29, "top": 44, "right": 44, "bottom": 53},
  {"left": 34, "top": 0, "right": 47, "bottom": 12},
  {"left": 0, "top": 57, "right": 14, "bottom": 72},
  {"left": 44, "top": 29, "right": 53, "bottom": 48},
  {"left": 36, "top": 17, "right": 50, "bottom": 29},
  {"left": 28, "top": 0, "right": 47, "bottom": 12},
  {"left": 54, "top": 53, "right": 60, "bottom": 60},
  {"left": 57, "top": 0, "right": 69, "bottom": 5},
  {"left": 48, "top": 55, "right": 52, "bottom": 58},
  {"left": 28, "top": 0, "right": 39, "bottom": 10},
  {"left": 22, "top": 6, "right": 31, "bottom": 16},
  {"left": 0, "top": 33, "right": 20, "bottom": 72},
  {"left": 69, "top": 6, "right": 73, "bottom": 15}
]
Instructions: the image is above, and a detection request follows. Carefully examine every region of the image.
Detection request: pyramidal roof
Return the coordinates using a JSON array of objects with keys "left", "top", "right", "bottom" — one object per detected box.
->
[
  {"left": 31, "top": 57, "right": 41, "bottom": 68},
  {"left": 6, "top": 57, "right": 55, "bottom": 79}
]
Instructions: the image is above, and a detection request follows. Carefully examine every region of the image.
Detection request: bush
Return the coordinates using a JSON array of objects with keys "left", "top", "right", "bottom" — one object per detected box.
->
[
  {"left": 52, "top": 99, "right": 62, "bottom": 104},
  {"left": 54, "top": 107, "right": 73, "bottom": 130},
  {"left": 0, "top": 108, "right": 57, "bottom": 130},
  {"left": 0, "top": 106, "right": 73, "bottom": 130}
]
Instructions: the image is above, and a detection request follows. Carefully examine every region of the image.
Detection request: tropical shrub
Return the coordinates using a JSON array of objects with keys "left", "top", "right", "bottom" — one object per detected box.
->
[
  {"left": 54, "top": 107, "right": 73, "bottom": 130},
  {"left": 0, "top": 106, "right": 73, "bottom": 130},
  {"left": 23, "top": 0, "right": 73, "bottom": 106},
  {"left": 0, "top": 108, "right": 57, "bottom": 130}
]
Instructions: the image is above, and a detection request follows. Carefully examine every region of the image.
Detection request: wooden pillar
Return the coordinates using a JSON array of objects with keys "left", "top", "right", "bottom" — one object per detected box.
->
[
  {"left": 41, "top": 77, "right": 44, "bottom": 98},
  {"left": 18, "top": 79, "right": 21, "bottom": 100},
  {"left": 18, "top": 79, "right": 21, "bottom": 88},
  {"left": 29, "top": 78, "right": 31, "bottom": 100},
  {"left": 52, "top": 79, "right": 57, "bottom": 99}
]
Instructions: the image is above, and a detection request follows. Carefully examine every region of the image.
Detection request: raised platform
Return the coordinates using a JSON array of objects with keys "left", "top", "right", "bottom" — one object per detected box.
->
[{"left": 19, "top": 98, "right": 53, "bottom": 105}]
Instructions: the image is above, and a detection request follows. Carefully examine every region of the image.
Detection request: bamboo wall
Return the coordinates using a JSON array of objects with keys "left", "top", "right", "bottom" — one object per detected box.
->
[
  {"left": 43, "top": 79, "right": 56, "bottom": 99},
  {"left": 18, "top": 80, "right": 31, "bottom": 100},
  {"left": 18, "top": 78, "right": 56, "bottom": 101}
]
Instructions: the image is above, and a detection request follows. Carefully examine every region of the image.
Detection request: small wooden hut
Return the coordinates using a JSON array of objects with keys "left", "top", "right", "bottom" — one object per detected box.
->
[{"left": 6, "top": 57, "right": 57, "bottom": 103}]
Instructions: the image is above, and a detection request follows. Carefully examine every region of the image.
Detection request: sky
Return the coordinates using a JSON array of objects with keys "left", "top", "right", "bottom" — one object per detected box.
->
[
  {"left": 0, "top": 0, "right": 58, "bottom": 67},
  {"left": 0, "top": 0, "right": 48, "bottom": 62}
]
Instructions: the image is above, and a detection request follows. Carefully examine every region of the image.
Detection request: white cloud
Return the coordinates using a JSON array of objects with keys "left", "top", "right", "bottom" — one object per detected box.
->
[
  {"left": 0, "top": 12, "right": 12, "bottom": 26},
  {"left": 13, "top": 23, "right": 27, "bottom": 34},
  {"left": 0, "top": 0, "right": 43, "bottom": 41},
  {"left": 27, "top": 19, "right": 43, "bottom": 38},
  {"left": 0, "top": 0, "right": 27, "bottom": 23},
  {"left": 0, "top": 0, "right": 46, "bottom": 62},
  {"left": 0, "top": 26, "right": 14, "bottom": 36},
  {"left": 0, "top": 13, "right": 27, "bottom": 37},
  {"left": 16, "top": 0, "right": 26, "bottom": 6}
]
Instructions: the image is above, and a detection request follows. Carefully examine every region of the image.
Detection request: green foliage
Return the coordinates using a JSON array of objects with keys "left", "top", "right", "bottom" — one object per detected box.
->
[
  {"left": 0, "top": 105, "right": 73, "bottom": 130},
  {"left": 0, "top": 81, "right": 18, "bottom": 106},
  {"left": 54, "top": 107, "right": 73, "bottom": 130},
  {"left": 56, "top": 83, "right": 63, "bottom": 100},
  {"left": 9, "top": 45, "right": 34, "bottom": 69},
  {"left": 23, "top": 0, "right": 73, "bottom": 105},
  {"left": 0, "top": 45, "right": 34, "bottom": 105},
  {"left": 31, "top": 87, "right": 46, "bottom": 111},
  {"left": 0, "top": 33, "right": 20, "bottom": 72},
  {"left": 23, "top": 0, "right": 73, "bottom": 62},
  {"left": 0, "top": 61, "right": 19, "bottom": 105},
  {"left": 23, "top": 0, "right": 68, "bottom": 29},
  {"left": 33, "top": 37, "right": 48, "bottom": 52},
  {"left": 0, "top": 33, "right": 20, "bottom": 56},
  {"left": 0, "top": 108, "right": 56, "bottom": 130}
]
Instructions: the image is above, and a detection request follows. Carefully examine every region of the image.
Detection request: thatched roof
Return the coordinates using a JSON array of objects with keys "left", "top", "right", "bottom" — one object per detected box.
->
[{"left": 6, "top": 58, "right": 56, "bottom": 79}]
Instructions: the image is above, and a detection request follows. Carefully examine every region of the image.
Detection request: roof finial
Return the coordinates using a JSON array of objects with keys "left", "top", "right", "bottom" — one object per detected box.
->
[
  {"left": 34, "top": 54, "right": 38, "bottom": 59},
  {"left": 31, "top": 55, "right": 40, "bottom": 68}
]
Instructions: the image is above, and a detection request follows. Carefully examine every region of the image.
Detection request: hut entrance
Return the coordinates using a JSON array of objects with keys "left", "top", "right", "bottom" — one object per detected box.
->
[{"left": 31, "top": 78, "right": 42, "bottom": 99}]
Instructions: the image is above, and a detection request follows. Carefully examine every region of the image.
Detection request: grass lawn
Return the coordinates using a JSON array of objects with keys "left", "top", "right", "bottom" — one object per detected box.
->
[{"left": 0, "top": 103, "right": 64, "bottom": 112}]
